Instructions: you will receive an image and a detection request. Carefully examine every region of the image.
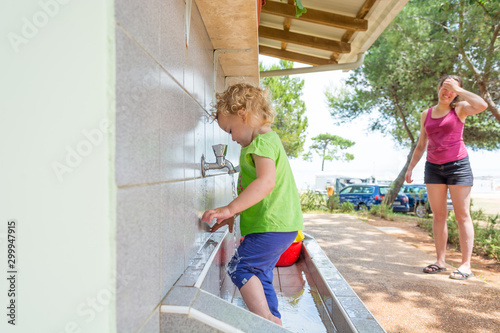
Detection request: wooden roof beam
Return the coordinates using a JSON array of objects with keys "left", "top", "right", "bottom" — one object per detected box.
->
[
  {"left": 259, "top": 46, "right": 337, "bottom": 66},
  {"left": 260, "top": 26, "right": 351, "bottom": 53},
  {"left": 342, "top": 0, "right": 377, "bottom": 42},
  {"left": 261, "top": 1, "right": 368, "bottom": 31},
  {"left": 281, "top": 0, "right": 294, "bottom": 50}
]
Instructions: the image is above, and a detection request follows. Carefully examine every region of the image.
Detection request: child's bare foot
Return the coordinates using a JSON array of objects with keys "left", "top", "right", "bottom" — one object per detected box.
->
[{"left": 270, "top": 315, "right": 282, "bottom": 326}]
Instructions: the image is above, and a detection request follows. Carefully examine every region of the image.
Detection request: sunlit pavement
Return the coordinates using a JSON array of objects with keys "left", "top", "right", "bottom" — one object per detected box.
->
[{"left": 303, "top": 213, "right": 500, "bottom": 333}]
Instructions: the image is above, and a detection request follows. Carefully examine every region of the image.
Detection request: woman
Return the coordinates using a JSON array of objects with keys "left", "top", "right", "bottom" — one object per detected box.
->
[{"left": 405, "top": 75, "right": 488, "bottom": 280}]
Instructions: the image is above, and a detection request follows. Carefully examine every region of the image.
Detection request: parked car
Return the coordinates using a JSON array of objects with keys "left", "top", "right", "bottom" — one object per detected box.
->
[
  {"left": 401, "top": 184, "right": 454, "bottom": 217},
  {"left": 401, "top": 184, "right": 428, "bottom": 217},
  {"left": 338, "top": 185, "right": 410, "bottom": 212}
]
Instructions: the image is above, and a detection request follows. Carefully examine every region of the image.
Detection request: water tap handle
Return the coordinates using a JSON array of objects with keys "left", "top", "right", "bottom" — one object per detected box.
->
[{"left": 212, "top": 144, "right": 227, "bottom": 158}]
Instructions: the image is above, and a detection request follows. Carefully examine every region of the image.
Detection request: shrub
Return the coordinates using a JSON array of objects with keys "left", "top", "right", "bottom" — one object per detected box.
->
[
  {"left": 446, "top": 211, "right": 460, "bottom": 246},
  {"left": 369, "top": 204, "right": 394, "bottom": 220},
  {"left": 474, "top": 214, "right": 500, "bottom": 261},
  {"left": 442, "top": 211, "right": 500, "bottom": 262},
  {"left": 340, "top": 201, "right": 354, "bottom": 213},
  {"left": 327, "top": 193, "right": 340, "bottom": 212},
  {"left": 471, "top": 208, "right": 486, "bottom": 221},
  {"left": 417, "top": 217, "right": 433, "bottom": 231},
  {"left": 300, "top": 190, "right": 327, "bottom": 212}
]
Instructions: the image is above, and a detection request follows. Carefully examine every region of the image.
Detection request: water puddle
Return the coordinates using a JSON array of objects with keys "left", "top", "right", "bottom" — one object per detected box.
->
[{"left": 277, "top": 259, "right": 335, "bottom": 333}]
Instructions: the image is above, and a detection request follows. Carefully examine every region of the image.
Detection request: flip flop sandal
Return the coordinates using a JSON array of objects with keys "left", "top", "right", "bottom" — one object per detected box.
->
[
  {"left": 423, "top": 264, "right": 447, "bottom": 274},
  {"left": 449, "top": 270, "right": 474, "bottom": 280}
]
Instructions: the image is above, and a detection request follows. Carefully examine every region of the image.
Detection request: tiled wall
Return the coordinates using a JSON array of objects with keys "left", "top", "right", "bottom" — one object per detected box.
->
[{"left": 115, "top": 0, "right": 239, "bottom": 331}]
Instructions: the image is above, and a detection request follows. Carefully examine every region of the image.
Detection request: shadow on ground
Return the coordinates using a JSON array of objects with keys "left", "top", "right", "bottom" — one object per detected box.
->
[{"left": 303, "top": 213, "right": 500, "bottom": 333}]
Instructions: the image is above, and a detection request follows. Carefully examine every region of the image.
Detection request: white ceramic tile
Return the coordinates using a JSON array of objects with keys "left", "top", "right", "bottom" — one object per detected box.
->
[
  {"left": 115, "top": 0, "right": 160, "bottom": 60},
  {"left": 160, "top": 182, "right": 186, "bottom": 296},
  {"left": 159, "top": 71, "right": 185, "bottom": 182},
  {"left": 189, "top": 3, "right": 207, "bottom": 106},
  {"left": 138, "top": 308, "right": 160, "bottom": 333},
  {"left": 116, "top": 28, "right": 161, "bottom": 186},
  {"left": 116, "top": 185, "right": 161, "bottom": 332},
  {"left": 184, "top": 93, "right": 207, "bottom": 179},
  {"left": 159, "top": 0, "right": 185, "bottom": 85}
]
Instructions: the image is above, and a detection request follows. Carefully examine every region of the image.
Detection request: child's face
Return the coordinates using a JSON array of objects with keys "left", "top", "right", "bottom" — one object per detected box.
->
[{"left": 217, "top": 111, "right": 254, "bottom": 147}]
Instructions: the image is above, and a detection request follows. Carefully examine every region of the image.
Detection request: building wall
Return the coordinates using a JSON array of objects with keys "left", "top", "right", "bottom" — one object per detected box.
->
[
  {"left": 115, "top": 0, "right": 239, "bottom": 332},
  {"left": 0, "top": 0, "right": 114, "bottom": 332}
]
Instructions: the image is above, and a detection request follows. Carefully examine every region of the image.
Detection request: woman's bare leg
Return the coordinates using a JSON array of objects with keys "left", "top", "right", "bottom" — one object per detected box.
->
[
  {"left": 448, "top": 185, "right": 474, "bottom": 274},
  {"left": 426, "top": 184, "right": 449, "bottom": 268}
]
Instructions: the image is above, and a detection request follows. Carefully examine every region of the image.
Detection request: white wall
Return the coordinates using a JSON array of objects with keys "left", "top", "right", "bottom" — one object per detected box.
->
[{"left": 0, "top": 0, "right": 115, "bottom": 332}]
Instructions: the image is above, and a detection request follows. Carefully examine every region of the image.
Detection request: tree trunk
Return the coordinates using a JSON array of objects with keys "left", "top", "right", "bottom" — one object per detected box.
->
[
  {"left": 321, "top": 145, "right": 327, "bottom": 171},
  {"left": 478, "top": 82, "right": 500, "bottom": 122},
  {"left": 383, "top": 142, "right": 417, "bottom": 206}
]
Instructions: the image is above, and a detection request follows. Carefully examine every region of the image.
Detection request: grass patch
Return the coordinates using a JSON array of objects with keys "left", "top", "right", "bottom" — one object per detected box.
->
[{"left": 369, "top": 204, "right": 395, "bottom": 221}]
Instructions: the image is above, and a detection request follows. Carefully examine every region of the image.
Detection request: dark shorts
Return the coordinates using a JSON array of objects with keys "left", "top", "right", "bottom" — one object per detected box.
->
[{"left": 424, "top": 156, "right": 473, "bottom": 186}]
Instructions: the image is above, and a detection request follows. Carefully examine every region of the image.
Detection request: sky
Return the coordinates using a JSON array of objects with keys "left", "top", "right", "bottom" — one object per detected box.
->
[{"left": 259, "top": 55, "right": 500, "bottom": 191}]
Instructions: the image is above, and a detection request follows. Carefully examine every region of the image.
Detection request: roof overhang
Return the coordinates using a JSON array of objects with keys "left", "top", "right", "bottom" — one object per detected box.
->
[{"left": 196, "top": 0, "right": 409, "bottom": 84}]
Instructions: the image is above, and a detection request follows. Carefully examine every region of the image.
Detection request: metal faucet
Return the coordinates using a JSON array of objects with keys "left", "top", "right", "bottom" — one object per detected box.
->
[{"left": 201, "top": 144, "right": 239, "bottom": 177}]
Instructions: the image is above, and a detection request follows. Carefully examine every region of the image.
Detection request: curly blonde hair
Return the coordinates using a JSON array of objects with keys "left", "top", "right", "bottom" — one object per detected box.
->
[{"left": 211, "top": 83, "right": 275, "bottom": 125}]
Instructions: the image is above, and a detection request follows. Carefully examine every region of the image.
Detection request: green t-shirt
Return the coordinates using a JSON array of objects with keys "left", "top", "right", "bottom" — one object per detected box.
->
[{"left": 237, "top": 131, "right": 303, "bottom": 236}]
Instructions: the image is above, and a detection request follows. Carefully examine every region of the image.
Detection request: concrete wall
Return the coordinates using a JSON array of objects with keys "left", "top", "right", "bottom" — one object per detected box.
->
[
  {"left": 115, "top": 0, "right": 239, "bottom": 332},
  {"left": 0, "top": 0, "right": 239, "bottom": 332},
  {"left": 0, "top": 0, "right": 114, "bottom": 332}
]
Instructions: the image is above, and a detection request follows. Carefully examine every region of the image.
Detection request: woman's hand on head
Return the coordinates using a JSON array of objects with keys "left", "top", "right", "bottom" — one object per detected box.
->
[
  {"left": 201, "top": 206, "right": 233, "bottom": 225},
  {"left": 442, "top": 78, "right": 461, "bottom": 94}
]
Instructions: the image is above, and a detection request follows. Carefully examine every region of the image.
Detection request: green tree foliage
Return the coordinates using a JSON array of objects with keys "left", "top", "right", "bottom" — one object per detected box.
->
[
  {"left": 260, "top": 60, "right": 309, "bottom": 158},
  {"left": 436, "top": 0, "right": 500, "bottom": 122},
  {"left": 325, "top": 0, "right": 500, "bottom": 204},
  {"left": 305, "top": 134, "right": 355, "bottom": 171},
  {"left": 280, "top": 0, "right": 307, "bottom": 17}
]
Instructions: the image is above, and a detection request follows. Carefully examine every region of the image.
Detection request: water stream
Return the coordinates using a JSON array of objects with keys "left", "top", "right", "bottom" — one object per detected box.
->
[{"left": 230, "top": 172, "right": 238, "bottom": 252}]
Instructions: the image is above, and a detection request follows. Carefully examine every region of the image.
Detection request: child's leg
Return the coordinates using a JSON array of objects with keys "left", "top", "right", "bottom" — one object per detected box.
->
[
  {"left": 227, "top": 232, "right": 297, "bottom": 323},
  {"left": 257, "top": 269, "right": 280, "bottom": 318},
  {"left": 239, "top": 275, "right": 282, "bottom": 325}
]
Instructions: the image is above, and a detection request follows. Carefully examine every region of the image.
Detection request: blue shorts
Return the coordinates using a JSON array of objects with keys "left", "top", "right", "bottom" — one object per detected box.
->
[
  {"left": 227, "top": 231, "right": 297, "bottom": 319},
  {"left": 424, "top": 156, "right": 473, "bottom": 186}
]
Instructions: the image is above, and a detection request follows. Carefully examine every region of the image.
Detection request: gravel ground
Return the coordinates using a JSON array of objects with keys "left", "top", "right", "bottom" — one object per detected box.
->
[{"left": 303, "top": 213, "right": 500, "bottom": 333}]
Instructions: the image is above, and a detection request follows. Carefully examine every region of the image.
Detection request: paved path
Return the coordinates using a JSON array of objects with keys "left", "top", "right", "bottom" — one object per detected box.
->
[{"left": 303, "top": 213, "right": 500, "bottom": 333}]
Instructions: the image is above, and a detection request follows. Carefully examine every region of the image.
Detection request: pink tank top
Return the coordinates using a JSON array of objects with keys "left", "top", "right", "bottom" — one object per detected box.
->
[{"left": 424, "top": 107, "right": 468, "bottom": 164}]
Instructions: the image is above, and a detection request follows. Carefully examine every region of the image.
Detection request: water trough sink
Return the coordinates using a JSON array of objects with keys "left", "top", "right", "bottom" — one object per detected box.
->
[{"left": 161, "top": 229, "right": 386, "bottom": 332}]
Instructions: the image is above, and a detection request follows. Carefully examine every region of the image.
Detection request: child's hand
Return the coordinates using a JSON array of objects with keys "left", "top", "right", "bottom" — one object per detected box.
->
[
  {"left": 210, "top": 216, "right": 235, "bottom": 233},
  {"left": 201, "top": 206, "right": 233, "bottom": 225}
]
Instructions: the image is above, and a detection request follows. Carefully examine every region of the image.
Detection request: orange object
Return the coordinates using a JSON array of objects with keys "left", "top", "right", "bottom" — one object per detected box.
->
[{"left": 327, "top": 186, "right": 334, "bottom": 196}]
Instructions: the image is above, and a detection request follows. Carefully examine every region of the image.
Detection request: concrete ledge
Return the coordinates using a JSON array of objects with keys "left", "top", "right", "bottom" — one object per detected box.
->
[{"left": 302, "top": 233, "right": 386, "bottom": 333}]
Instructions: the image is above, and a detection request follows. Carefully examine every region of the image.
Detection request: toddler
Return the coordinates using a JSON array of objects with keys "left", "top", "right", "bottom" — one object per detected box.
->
[{"left": 201, "top": 83, "right": 303, "bottom": 325}]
